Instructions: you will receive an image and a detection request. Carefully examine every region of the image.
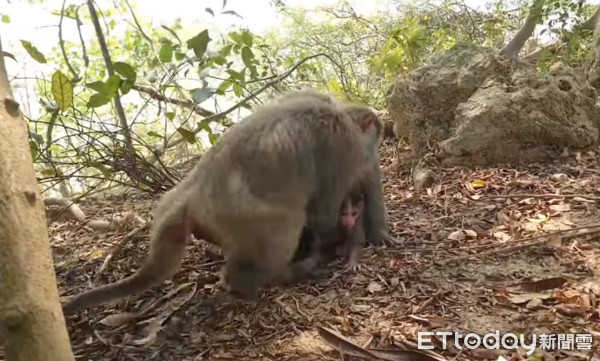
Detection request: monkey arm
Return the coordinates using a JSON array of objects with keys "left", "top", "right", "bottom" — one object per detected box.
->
[{"left": 362, "top": 157, "right": 396, "bottom": 246}]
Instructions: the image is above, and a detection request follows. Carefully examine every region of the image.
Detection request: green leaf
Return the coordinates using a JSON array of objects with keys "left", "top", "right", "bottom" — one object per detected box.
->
[
  {"left": 159, "top": 42, "right": 173, "bottom": 63},
  {"left": 20, "top": 40, "right": 46, "bottom": 63},
  {"left": 104, "top": 75, "right": 122, "bottom": 98},
  {"left": 383, "top": 53, "right": 403, "bottom": 71},
  {"left": 241, "top": 30, "right": 253, "bottom": 47},
  {"left": 197, "top": 119, "right": 212, "bottom": 132},
  {"left": 2, "top": 51, "right": 16, "bottom": 62},
  {"left": 241, "top": 46, "right": 254, "bottom": 68},
  {"left": 166, "top": 112, "right": 176, "bottom": 120},
  {"left": 2, "top": 15, "right": 10, "bottom": 23},
  {"left": 212, "top": 55, "right": 227, "bottom": 65},
  {"left": 218, "top": 80, "right": 233, "bottom": 92},
  {"left": 29, "top": 131, "right": 45, "bottom": 145},
  {"left": 90, "top": 161, "right": 112, "bottom": 179},
  {"left": 113, "top": 62, "right": 136, "bottom": 82},
  {"left": 219, "top": 44, "right": 233, "bottom": 57},
  {"left": 233, "top": 83, "right": 243, "bottom": 97},
  {"left": 208, "top": 132, "right": 220, "bottom": 145},
  {"left": 190, "top": 88, "right": 215, "bottom": 104},
  {"left": 120, "top": 80, "right": 134, "bottom": 95},
  {"left": 86, "top": 81, "right": 105, "bottom": 93},
  {"left": 227, "top": 69, "right": 245, "bottom": 82},
  {"left": 41, "top": 168, "right": 57, "bottom": 177},
  {"left": 222, "top": 10, "right": 242, "bottom": 19},
  {"left": 187, "top": 30, "right": 210, "bottom": 59},
  {"left": 174, "top": 51, "right": 186, "bottom": 61},
  {"left": 177, "top": 128, "right": 197, "bottom": 144},
  {"left": 147, "top": 131, "right": 164, "bottom": 139},
  {"left": 229, "top": 32, "right": 243, "bottom": 45},
  {"left": 51, "top": 71, "right": 73, "bottom": 111},
  {"left": 88, "top": 93, "right": 109, "bottom": 108},
  {"left": 29, "top": 140, "right": 40, "bottom": 159}
]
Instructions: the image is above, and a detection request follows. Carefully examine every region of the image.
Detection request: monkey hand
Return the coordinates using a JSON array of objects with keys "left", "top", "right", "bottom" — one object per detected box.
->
[
  {"left": 370, "top": 230, "right": 400, "bottom": 247},
  {"left": 343, "top": 250, "right": 362, "bottom": 273},
  {"left": 343, "top": 260, "right": 362, "bottom": 273}
]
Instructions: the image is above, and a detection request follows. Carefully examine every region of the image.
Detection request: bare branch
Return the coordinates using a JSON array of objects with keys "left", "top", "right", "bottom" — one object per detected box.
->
[
  {"left": 499, "top": 0, "right": 545, "bottom": 59},
  {"left": 86, "top": 0, "right": 134, "bottom": 157},
  {"left": 132, "top": 84, "right": 215, "bottom": 117}
]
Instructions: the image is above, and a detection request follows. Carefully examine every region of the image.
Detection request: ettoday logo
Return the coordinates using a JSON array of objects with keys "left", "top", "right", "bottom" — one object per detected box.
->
[{"left": 418, "top": 331, "right": 593, "bottom": 355}]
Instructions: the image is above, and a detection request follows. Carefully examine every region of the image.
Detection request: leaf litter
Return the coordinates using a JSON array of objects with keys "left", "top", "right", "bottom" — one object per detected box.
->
[{"left": 40, "top": 141, "right": 600, "bottom": 360}]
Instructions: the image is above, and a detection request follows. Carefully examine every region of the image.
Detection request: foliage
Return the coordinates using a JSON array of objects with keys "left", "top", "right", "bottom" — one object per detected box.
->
[
  {"left": 264, "top": 0, "right": 598, "bottom": 107},
  {"left": 5, "top": 0, "right": 294, "bottom": 195}
]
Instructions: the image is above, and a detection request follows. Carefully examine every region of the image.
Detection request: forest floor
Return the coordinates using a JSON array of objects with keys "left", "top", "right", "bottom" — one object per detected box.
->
[{"left": 50, "top": 140, "right": 600, "bottom": 361}]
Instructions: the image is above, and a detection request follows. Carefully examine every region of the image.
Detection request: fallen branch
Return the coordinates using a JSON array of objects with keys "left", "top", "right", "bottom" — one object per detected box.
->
[
  {"left": 479, "top": 193, "right": 600, "bottom": 201},
  {"left": 96, "top": 221, "right": 150, "bottom": 276},
  {"left": 45, "top": 197, "right": 145, "bottom": 232},
  {"left": 439, "top": 225, "right": 600, "bottom": 265}
]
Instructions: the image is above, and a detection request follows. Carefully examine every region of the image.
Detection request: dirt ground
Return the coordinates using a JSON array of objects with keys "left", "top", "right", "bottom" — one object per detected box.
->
[{"left": 48, "top": 140, "right": 600, "bottom": 360}]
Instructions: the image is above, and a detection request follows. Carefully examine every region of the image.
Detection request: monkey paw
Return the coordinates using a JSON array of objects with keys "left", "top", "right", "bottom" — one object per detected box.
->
[{"left": 343, "top": 261, "right": 361, "bottom": 273}]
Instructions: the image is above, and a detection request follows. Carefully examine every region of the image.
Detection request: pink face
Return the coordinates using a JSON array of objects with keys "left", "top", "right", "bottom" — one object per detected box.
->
[{"left": 340, "top": 202, "right": 361, "bottom": 229}]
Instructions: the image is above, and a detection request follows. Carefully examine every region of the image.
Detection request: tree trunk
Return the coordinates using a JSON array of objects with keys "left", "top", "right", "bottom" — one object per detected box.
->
[
  {"left": 589, "top": 6, "right": 600, "bottom": 89},
  {"left": 0, "top": 36, "right": 75, "bottom": 361}
]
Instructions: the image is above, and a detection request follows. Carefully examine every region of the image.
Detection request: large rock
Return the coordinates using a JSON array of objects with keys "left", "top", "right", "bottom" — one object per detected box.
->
[{"left": 387, "top": 43, "right": 600, "bottom": 165}]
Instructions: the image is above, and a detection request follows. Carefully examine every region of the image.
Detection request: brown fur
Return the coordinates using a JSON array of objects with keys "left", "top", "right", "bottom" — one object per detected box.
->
[{"left": 61, "top": 90, "right": 384, "bottom": 314}]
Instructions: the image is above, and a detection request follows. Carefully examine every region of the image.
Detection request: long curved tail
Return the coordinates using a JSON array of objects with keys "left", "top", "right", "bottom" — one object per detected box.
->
[{"left": 62, "top": 226, "right": 188, "bottom": 314}]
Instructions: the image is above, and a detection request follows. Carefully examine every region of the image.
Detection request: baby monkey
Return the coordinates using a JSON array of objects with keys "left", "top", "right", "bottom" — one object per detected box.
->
[
  {"left": 337, "top": 187, "right": 367, "bottom": 271},
  {"left": 294, "top": 185, "right": 367, "bottom": 272}
]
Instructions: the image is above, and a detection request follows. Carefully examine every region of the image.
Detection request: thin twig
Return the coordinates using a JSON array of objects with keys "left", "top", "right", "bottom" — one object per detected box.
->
[
  {"left": 440, "top": 227, "right": 600, "bottom": 265},
  {"left": 96, "top": 222, "right": 149, "bottom": 276},
  {"left": 481, "top": 193, "right": 600, "bottom": 201}
]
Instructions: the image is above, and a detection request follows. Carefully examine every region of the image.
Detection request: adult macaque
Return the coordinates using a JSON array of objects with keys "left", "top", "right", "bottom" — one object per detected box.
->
[
  {"left": 62, "top": 90, "right": 384, "bottom": 314},
  {"left": 278, "top": 88, "right": 394, "bottom": 247}
]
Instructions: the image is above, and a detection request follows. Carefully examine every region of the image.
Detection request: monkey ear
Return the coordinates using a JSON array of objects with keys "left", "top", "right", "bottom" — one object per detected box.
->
[{"left": 346, "top": 106, "right": 382, "bottom": 133}]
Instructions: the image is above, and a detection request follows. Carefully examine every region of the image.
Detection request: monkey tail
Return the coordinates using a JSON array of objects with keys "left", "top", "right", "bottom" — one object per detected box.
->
[{"left": 62, "top": 233, "right": 187, "bottom": 314}]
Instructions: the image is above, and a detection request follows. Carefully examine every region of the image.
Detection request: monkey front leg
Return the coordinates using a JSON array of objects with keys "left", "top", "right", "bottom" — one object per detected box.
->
[{"left": 362, "top": 161, "right": 398, "bottom": 246}]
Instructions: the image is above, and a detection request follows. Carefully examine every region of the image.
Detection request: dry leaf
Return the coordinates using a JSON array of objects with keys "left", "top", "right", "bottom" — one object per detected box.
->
[
  {"left": 492, "top": 231, "right": 511, "bottom": 242},
  {"left": 505, "top": 292, "right": 552, "bottom": 304},
  {"left": 465, "top": 229, "right": 477, "bottom": 237},
  {"left": 554, "top": 289, "right": 582, "bottom": 304},
  {"left": 447, "top": 230, "right": 465, "bottom": 241},
  {"left": 367, "top": 282, "right": 383, "bottom": 293},
  {"left": 526, "top": 298, "right": 543, "bottom": 310},
  {"left": 547, "top": 234, "right": 562, "bottom": 248},
  {"left": 471, "top": 179, "right": 486, "bottom": 188},
  {"left": 496, "top": 212, "right": 511, "bottom": 224},
  {"left": 550, "top": 173, "right": 568, "bottom": 183},
  {"left": 549, "top": 203, "right": 570, "bottom": 213},
  {"left": 527, "top": 214, "right": 549, "bottom": 223},
  {"left": 98, "top": 312, "right": 138, "bottom": 327},
  {"left": 508, "top": 277, "right": 567, "bottom": 292},
  {"left": 554, "top": 304, "right": 585, "bottom": 317},
  {"left": 317, "top": 326, "right": 379, "bottom": 360}
]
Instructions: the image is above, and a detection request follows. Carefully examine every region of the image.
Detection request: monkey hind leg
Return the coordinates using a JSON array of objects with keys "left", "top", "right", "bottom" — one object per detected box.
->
[
  {"left": 63, "top": 221, "right": 190, "bottom": 314},
  {"left": 221, "top": 211, "right": 306, "bottom": 298}
]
